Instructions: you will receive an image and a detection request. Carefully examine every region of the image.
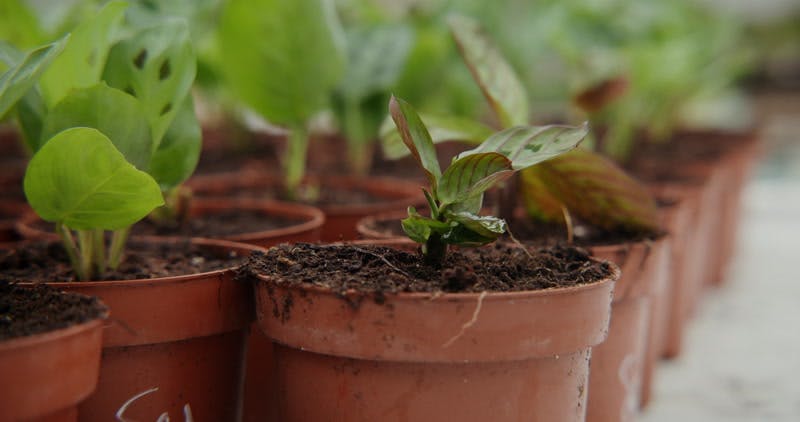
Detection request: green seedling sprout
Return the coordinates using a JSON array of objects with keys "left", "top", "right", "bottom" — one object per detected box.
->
[
  {"left": 383, "top": 15, "right": 660, "bottom": 236},
  {"left": 1, "top": 2, "right": 203, "bottom": 279},
  {"left": 389, "top": 95, "right": 587, "bottom": 265}
]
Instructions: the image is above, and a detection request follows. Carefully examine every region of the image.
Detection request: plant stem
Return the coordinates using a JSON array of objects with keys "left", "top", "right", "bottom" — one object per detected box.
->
[
  {"left": 77, "top": 229, "right": 95, "bottom": 281},
  {"left": 343, "top": 100, "right": 371, "bottom": 176},
  {"left": 56, "top": 222, "right": 84, "bottom": 280},
  {"left": 284, "top": 126, "right": 309, "bottom": 200},
  {"left": 109, "top": 227, "right": 130, "bottom": 270},
  {"left": 92, "top": 228, "right": 106, "bottom": 277},
  {"left": 423, "top": 232, "right": 447, "bottom": 267}
]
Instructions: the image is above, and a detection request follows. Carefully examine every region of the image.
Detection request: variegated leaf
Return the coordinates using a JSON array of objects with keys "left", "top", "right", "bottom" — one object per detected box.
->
[
  {"left": 531, "top": 148, "right": 660, "bottom": 233},
  {"left": 389, "top": 95, "right": 442, "bottom": 187},
  {"left": 456, "top": 123, "right": 588, "bottom": 170},
  {"left": 437, "top": 152, "right": 513, "bottom": 207}
]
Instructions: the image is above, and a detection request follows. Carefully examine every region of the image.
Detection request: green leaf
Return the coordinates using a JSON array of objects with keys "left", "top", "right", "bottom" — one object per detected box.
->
[
  {"left": 401, "top": 215, "right": 431, "bottom": 244},
  {"left": 40, "top": 83, "right": 153, "bottom": 170},
  {"left": 24, "top": 127, "right": 164, "bottom": 231},
  {"left": 0, "top": 0, "right": 45, "bottom": 50},
  {"left": 441, "top": 223, "right": 499, "bottom": 247},
  {"left": 39, "top": 1, "right": 127, "bottom": 108},
  {"left": 388, "top": 95, "right": 442, "bottom": 188},
  {"left": 149, "top": 95, "right": 201, "bottom": 190},
  {"left": 519, "top": 166, "right": 566, "bottom": 224},
  {"left": 0, "top": 37, "right": 67, "bottom": 118},
  {"left": 437, "top": 152, "right": 513, "bottom": 207},
  {"left": 528, "top": 148, "right": 660, "bottom": 233},
  {"left": 103, "top": 19, "right": 196, "bottom": 147},
  {"left": 15, "top": 89, "right": 45, "bottom": 151},
  {"left": 338, "top": 25, "right": 412, "bottom": 103},
  {"left": 456, "top": 123, "right": 589, "bottom": 170},
  {"left": 379, "top": 112, "right": 494, "bottom": 160},
  {"left": 218, "top": 0, "right": 345, "bottom": 127},
  {"left": 0, "top": 41, "right": 24, "bottom": 68},
  {"left": 449, "top": 15, "right": 529, "bottom": 127},
  {"left": 445, "top": 211, "right": 506, "bottom": 240}
]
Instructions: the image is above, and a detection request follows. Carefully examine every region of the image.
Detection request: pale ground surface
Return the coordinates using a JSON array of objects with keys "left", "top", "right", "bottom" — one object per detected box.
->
[{"left": 641, "top": 92, "right": 800, "bottom": 421}]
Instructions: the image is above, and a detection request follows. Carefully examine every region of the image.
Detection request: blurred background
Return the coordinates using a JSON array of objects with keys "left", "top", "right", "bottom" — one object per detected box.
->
[{"left": 2, "top": 0, "right": 799, "bottom": 420}]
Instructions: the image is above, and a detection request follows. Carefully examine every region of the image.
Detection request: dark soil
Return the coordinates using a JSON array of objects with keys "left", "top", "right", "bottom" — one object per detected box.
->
[
  {"left": 0, "top": 240, "right": 248, "bottom": 282},
  {"left": 239, "top": 242, "right": 612, "bottom": 295},
  {"left": 0, "top": 281, "right": 107, "bottom": 341},
  {"left": 132, "top": 210, "right": 300, "bottom": 237}
]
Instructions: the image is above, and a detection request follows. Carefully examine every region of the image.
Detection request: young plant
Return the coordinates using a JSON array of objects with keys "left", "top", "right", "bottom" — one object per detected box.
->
[
  {"left": 389, "top": 95, "right": 587, "bottom": 265},
  {"left": 382, "top": 15, "right": 660, "bottom": 236},
  {"left": 218, "top": 0, "right": 345, "bottom": 198},
  {"left": 2, "top": 4, "right": 202, "bottom": 279},
  {"left": 23, "top": 127, "right": 164, "bottom": 280}
]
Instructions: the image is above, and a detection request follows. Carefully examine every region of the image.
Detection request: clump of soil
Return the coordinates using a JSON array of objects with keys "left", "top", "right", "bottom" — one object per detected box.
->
[
  {"left": 0, "top": 241, "right": 248, "bottom": 282},
  {"left": 0, "top": 281, "right": 107, "bottom": 341},
  {"left": 239, "top": 242, "right": 613, "bottom": 295}
]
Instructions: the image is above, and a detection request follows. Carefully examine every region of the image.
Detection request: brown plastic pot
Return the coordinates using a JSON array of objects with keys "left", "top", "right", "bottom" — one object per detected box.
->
[
  {"left": 584, "top": 236, "right": 670, "bottom": 422},
  {"left": 187, "top": 170, "right": 425, "bottom": 242},
  {"left": 38, "top": 238, "right": 259, "bottom": 422},
  {"left": 0, "top": 317, "right": 105, "bottom": 422},
  {"left": 253, "top": 250, "right": 619, "bottom": 422}
]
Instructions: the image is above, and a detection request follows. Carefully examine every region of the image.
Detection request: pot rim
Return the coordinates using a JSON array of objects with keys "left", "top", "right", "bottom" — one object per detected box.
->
[{"left": 0, "top": 316, "right": 105, "bottom": 351}]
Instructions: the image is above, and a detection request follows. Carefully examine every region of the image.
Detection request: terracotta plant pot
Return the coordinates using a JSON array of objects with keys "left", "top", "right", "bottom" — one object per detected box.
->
[
  {"left": 23, "top": 238, "right": 260, "bottom": 422},
  {"left": 251, "top": 245, "right": 619, "bottom": 421},
  {"left": 584, "top": 237, "right": 670, "bottom": 421},
  {"left": 135, "top": 197, "right": 325, "bottom": 247},
  {"left": 0, "top": 283, "right": 107, "bottom": 422},
  {"left": 187, "top": 170, "right": 425, "bottom": 242}
]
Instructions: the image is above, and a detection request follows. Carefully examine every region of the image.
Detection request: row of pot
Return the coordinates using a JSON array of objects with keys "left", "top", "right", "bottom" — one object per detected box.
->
[{"left": 1, "top": 129, "right": 761, "bottom": 421}]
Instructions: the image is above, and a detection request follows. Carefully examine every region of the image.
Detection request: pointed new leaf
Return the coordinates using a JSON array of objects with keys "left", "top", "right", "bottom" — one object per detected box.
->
[
  {"left": 0, "top": 37, "right": 66, "bottom": 118},
  {"left": 379, "top": 112, "right": 494, "bottom": 160},
  {"left": 449, "top": 15, "right": 529, "bottom": 127},
  {"left": 103, "top": 19, "right": 196, "bottom": 147},
  {"left": 389, "top": 96, "right": 441, "bottom": 187},
  {"left": 39, "top": 1, "right": 127, "bottom": 107},
  {"left": 456, "top": 123, "right": 589, "bottom": 170},
  {"left": 437, "top": 152, "right": 513, "bottom": 207},
  {"left": 40, "top": 83, "right": 153, "bottom": 170},
  {"left": 24, "top": 127, "right": 164, "bottom": 230},
  {"left": 533, "top": 149, "right": 660, "bottom": 233}
]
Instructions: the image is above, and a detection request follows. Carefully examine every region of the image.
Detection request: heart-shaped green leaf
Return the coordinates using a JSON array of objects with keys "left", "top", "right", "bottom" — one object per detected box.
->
[
  {"left": 39, "top": 1, "right": 126, "bottom": 108},
  {"left": 103, "top": 19, "right": 196, "bottom": 147},
  {"left": 525, "top": 148, "right": 660, "bottom": 233},
  {"left": 24, "top": 127, "right": 164, "bottom": 230},
  {"left": 456, "top": 123, "right": 589, "bottom": 170},
  {"left": 389, "top": 95, "right": 442, "bottom": 188},
  {"left": 449, "top": 15, "right": 529, "bottom": 128},
  {"left": 149, "top": 94, "right": 201, "bottom": 190},
  {"left": 437, "top": 152, "right": 513, "bottom": 207},
  {"left": 219, "top": 0, "right": 345, "bottom": 127},
  {"left": 0, "top": 37, "right": 66, "bottom": 118},
  {"left": 379, "top": 112, "right": 494, "bottom": 160},
  {"left": 40, "top": 83, "right": 153, "bottom": 170}
]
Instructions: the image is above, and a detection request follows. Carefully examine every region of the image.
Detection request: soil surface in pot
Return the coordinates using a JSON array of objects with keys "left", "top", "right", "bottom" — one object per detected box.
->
[
  {"left": 0, "top": 281, "right": 106, "bottom": 340},
  {"left": 509, "top": 219, "right": 662, "bottom": 247},
  {"left": 132, "top": 210, "right": 299, "bottom": 237},
  {"left": 240, "top": 242, "right": 612, "bottom": 295},
  {"left": 0, "top": 241, "right": 248, "bottom": 282}
]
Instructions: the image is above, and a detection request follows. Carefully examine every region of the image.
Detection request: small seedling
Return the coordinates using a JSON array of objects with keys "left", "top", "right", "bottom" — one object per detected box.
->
[{"left": 389, "top": 95, "right": 587, "bottom": 265}]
